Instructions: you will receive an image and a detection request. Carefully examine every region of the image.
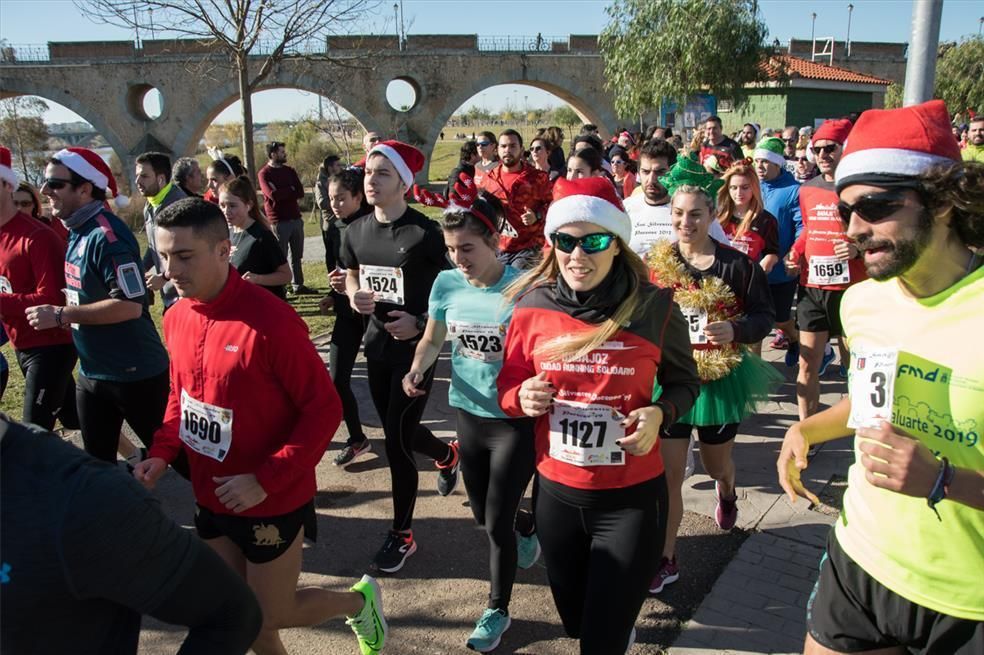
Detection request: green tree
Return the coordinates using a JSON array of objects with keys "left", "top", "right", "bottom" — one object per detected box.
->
[
  {"left": 884, "top": 82, "right": 904, "bottom": 110},
  {"left": 0, "top": 96, "right": 50, "bottom": 186},
  {"left": 599, "top": 0, "right": 779, "bottom": 118},
  {"left": 934, "top": 37, "right": 984, "bottom": 116},
  {"left": 551, "top": 106, "right": 580, "bottom": 133}
]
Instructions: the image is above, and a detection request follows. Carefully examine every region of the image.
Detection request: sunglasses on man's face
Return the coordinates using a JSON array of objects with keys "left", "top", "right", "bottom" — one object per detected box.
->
[
  {"left": 550, "top": 232, "right": 617, "bottom": 254},
  {"left": 837, "top": 190, "right": 909, "bottom": 224},
  {"left": 811, "top": 144, "right": 838, "bottom": 156},
  {"left": 42, "top": 178, "right": 74, "bottom": 190}
]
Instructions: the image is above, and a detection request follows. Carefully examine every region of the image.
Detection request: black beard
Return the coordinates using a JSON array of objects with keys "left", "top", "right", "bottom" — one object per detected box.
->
[{"left": 856, "top": 208, "right": 934, "bottom": 281}]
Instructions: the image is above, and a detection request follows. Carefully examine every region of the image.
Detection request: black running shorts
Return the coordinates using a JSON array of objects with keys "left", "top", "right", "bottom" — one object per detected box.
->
[
  {"left": 807, "top": 530, "right": 984, "bottom": 654},
  {"left": 195, "top": 500, "right": 317, "bottom": 564},
  {"left": 797, "top": 286, "right": 845, "bottom": 336}
]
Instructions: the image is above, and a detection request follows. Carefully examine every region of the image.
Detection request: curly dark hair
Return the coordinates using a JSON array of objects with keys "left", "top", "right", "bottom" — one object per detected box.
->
[{"left": 918, "top": 161, "right": 984, "bottom": 248}]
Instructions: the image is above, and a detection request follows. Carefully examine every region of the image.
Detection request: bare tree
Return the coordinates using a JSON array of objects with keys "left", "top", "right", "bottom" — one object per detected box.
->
[
  {"left": 0, "top": 96, "right": 51, "bottom": 186},
  {"left": 78, "top": 0, "right": 377, "bottom": 178}
]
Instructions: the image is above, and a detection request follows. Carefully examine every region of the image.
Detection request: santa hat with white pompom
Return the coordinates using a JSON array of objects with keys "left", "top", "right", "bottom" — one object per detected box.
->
[{"left": 52, "top": 147, "right": 130, "bottom": 208}]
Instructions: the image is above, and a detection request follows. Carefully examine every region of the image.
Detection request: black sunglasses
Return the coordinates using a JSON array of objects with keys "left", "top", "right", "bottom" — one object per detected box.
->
[
  {"left": 837, "top": 190, "right": 909, "bottom": 224},
  {"left": 530, "top": 145, "right": 545, "bottom": 151},
  {"left": 611, "top": 159, "right": 626, "bottom": 166},
  {"left": 43, "top": 177, "right": 74, "bottom": 190},
  {"left": 550, "top": 232, "right": 617, "bottom": 254},
  {"left": 811, "top": 144, "right": 838, "bottom": 156},
  {"left": 477, "top": 141, "right": 492, "bottom": 147}
]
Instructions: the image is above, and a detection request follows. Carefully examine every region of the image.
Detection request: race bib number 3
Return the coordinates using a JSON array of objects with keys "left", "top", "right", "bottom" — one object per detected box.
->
[
  {"left": 809, "top": 255, "right": 850, "bottom": 286},
  {"left": 847, "top": 349, "right": 898, "bottom": 429},
  {"left": 359, "top": 265, "right": 405, "bottom": 305},
  {"left": 681, "top": 307, "right": 709, "bottom": 345},
  {"left": 447, "top": 320, "right": 505, "bottom": 362},
  {"left": 548, "top": 400, "right": 626, "bottom": 467},
  {"left": 179, "top": 390, "right": 233, "bottom": 462}
]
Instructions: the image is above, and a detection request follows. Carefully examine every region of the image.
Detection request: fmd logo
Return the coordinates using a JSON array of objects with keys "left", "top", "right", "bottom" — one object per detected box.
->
[{"left": 898, "top": 364, "right": 948, "bottom": 384}]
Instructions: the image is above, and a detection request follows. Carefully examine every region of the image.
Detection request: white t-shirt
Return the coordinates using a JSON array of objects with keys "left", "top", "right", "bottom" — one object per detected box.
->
[{"left": 624, "top": 195, "right": 729, "bottom": 257}]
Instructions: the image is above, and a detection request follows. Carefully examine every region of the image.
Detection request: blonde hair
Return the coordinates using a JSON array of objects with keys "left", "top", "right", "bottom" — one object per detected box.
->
[
  {"left": 503, "top": 239, "right": 651, "bottom": 361},
  {"left": 716, "top": 162, "right": 764, "bottom": 238}
]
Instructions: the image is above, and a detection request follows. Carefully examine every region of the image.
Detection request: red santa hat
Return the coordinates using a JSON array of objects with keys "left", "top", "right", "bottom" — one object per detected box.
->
[
  {"left": 545, "top": 176, "right": 632, "bottom": 243},
  {"left": 53, "top": 147, "right": 129, "bottom": 207},
  {"left": 835, "top": 100, "right": 962, "bottom": 192},
  {"left": 0, "top": 145, "right": 18, "bottom": 188},
  {"left": 811, "top": 118, "right": 853, "bottom": 146},
  {"left": 367, "top": 140, "right": 424, "bottom": 188}
]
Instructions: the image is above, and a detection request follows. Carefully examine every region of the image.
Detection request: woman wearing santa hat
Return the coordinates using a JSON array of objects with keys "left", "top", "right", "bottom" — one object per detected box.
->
[{"left": 498, "top": 176, "right": 700, "bottom": 654}]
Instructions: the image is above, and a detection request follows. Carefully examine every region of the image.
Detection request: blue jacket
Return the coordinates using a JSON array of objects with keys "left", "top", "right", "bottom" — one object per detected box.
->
[{"left": 760, "top": 170, "right": 803, "bottom": 284}]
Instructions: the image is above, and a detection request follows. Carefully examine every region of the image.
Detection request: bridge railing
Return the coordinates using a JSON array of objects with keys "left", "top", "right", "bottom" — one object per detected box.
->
[
  {"left": 2, "top": 44, "right": 51, "bottom": 63},
  {"left": 477, "top": 35, "right": 568, "bottom": 52}
]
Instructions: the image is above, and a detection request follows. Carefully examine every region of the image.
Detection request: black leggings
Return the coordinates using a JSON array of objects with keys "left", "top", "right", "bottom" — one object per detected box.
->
[
  {"left": 366, "top": 358, "right": 452, "bottom": 532},
  {"left": 536, "top": 476, "right": 668, "bottom": 655},
  {"left": 15, "top": 343, "right": 78, "bottom": 431},
  {"left": 77, "top": 371, "right": 189, "bottom": 478},
  {"left": 329, "top": 294, "right": 368, "bottom": 446},
  {"left": 457, "top": 409, "right": 536, "bottom": 611}
]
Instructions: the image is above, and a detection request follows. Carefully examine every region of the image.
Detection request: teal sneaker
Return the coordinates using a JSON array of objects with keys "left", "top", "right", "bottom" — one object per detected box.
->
[
  {"left": 466, "top": 608, "right": 511, "bottom": 652},
  {"left": 347, "top": 574, "right": 387, "bottom": 654},
  {"left": 516, "top": 531, "right": 541, "bottom": 569}
]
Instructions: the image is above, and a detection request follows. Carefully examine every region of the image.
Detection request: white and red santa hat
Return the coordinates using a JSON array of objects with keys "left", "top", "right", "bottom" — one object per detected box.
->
[
  {"left": 53, "top": 147, "right": 129, "bottom": 207},
  {"left": 367, "top": 140, "right": 425, "bottom": 188},
  {"left": 0, "top": 145, "right": 19, "bottom": 188},
  {"left": 544, "top": 176, "right": 632, "bottom": 244},
  {"left": 835, "top": 100, "right": 962, "bottom": 192}
]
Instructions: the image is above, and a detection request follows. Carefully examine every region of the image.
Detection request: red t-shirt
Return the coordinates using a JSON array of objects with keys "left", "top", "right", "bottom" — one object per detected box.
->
[
  {"left": 478, "top": 163, "right": 551, "bottom": 253},
  {"left": 792, "top": 177, "right": 867, "bottom": 290},
  {"left": 721, "top": 210, "right": 780, "bottom": 262},
  {"left": 0, "top": 212, "right": 74, "bottom": 350}
]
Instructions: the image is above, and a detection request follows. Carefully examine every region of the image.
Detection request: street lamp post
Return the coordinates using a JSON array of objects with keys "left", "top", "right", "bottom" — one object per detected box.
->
[
  {"left": 847, "top": 4, "right": 854, "bottom": 57},
  {"left": 903, "top": 0, "right": 944, "bottom": 105},
  {"left": 393, "top": 4, "right": 400, "bottom": 50}
]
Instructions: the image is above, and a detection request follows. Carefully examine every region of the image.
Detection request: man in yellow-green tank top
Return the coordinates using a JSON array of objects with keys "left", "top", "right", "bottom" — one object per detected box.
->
[{"left": 777, "top": 99, "right": 983, "bottom": 655}]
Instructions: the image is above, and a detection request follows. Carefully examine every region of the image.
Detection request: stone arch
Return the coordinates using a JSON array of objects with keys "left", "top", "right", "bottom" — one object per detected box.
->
[
  {"left": 0, "top": 79, "right": 130, "bottom": 172},
  {"left": 173, "top": 67, "right": 382, "bottom": 161},
  {"left": 410, "top": 60, "right": 616, "bottom": 184}
]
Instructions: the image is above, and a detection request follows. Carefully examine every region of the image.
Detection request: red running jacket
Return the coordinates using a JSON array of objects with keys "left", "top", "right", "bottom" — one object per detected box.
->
[{"left": 149, "top": 268, "right": 342, "bottom": 516}]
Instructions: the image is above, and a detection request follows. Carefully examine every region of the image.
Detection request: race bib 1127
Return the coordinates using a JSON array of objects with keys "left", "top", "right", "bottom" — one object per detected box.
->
[{"left": 548, "top": 400, "right": 626, "bottom": 467}]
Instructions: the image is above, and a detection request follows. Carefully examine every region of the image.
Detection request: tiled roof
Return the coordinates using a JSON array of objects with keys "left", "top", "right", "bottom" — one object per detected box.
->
[{"left": 763, "top": 55, "right": 892, "bottom": 86}]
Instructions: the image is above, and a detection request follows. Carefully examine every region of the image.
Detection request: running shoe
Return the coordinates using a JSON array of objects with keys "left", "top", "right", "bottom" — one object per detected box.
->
[
  {"left": 625, "top": 627, "right": 637, "bottom": 654},
  {"left": 770, "top": 329, "right": 789, "bottom": 349},
  {"left": 648, "top": 556, "right": 679, "bottom": 594},
  {"left": 347, "top": 574, "right": 388, "bottom": 655},
  {"left": 291, "top": 284, "right": 318, "bottom": 295},
  {"left": 334, "top": 439, "right": 372, "bottom": 467},
  {"left": 715, "top": 482, "right": 738, "bottom": 530},
  {"left": 373, "top": 530, "right": 417, "bottom": 574},
  {"left": 516, "top": 531, "right": 541, "bottom": 569},
  {"left": 784, "top": 339, "right": 801, "bottom": 367},
  {"left": 436, "top": 439, "right": 461, "bottom": 496},
  {"left": 466, "top": 608, "right": 511, "bottom": 652},
  {"left": 818, "top": 343, "right": 836, "bottom": 377}
]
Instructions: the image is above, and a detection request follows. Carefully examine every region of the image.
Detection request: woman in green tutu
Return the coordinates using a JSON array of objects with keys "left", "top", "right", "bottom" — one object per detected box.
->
[{"left": 646, "top": 177, "right": 781, "bottom": 595}]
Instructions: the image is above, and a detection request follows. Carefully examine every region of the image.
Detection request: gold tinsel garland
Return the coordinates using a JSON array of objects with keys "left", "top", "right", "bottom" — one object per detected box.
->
[{"left": 647, "top": 241, "right": 744, "bottom": 382}]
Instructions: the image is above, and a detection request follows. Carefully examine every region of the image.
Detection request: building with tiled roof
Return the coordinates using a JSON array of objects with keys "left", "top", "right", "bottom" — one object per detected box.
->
[{"left": 720, "top": 54, "right": 892, "bottom": 134}]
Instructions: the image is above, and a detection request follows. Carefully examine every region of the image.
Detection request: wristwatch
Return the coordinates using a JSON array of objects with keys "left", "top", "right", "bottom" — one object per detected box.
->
[{"left": 415, "top": 313, "right": 428, "bottom": 333}]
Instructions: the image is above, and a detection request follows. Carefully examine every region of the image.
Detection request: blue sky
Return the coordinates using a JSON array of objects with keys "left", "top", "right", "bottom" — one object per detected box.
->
[{"left": 1, "top": 0, "right": 981, "bottom": 124}]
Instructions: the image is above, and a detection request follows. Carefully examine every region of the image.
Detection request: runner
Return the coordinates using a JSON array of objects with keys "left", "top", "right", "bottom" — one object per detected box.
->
[
  {"left": 498, "top": 177, "right": 700, "bottom": 654},
  {"left": 205, "top": 153, "right": 245, "bottom": 204},
  {"left": 778, "top": 100, "right": 983, "bottom": 655},
  {"left": 0, "top": 146, "right": 77, "bottom": 431},
  {"left": 340, "top": 140, "right": 458, "bottom": 573},
  {"left": 326, "top": 167, "right": 371, "bottom": 467},
  {"left": 133, "top": 197, "right": 387, "bottom": 655},
  {"left": 218, "top": 176, "right": 291, "bottom": 299},
  {"left": 26, "top": 148, "right": 181, "bottom": 474},
  {"left": 478, "top": 129, "right": 552, "bottom": 270},
  {"left": 647, "top": 185, "right": 781, "bottom": 594},
  {"left": 406, "top": 179, "right": 538, "bottom": 652},
  {"left": 715, "top": 160, "right": 779, "bottom": 273},
  {"left": 785, "top": 119, "right": 863, "bottom": 422}
]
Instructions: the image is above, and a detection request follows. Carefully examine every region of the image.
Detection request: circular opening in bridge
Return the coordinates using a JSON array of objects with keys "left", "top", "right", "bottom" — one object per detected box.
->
[
  {"left": 126, "top": 84, "right": 164, "bottom": 122},
  {"left": 386, "top": 78, "right": 418, "bottom": 113}
]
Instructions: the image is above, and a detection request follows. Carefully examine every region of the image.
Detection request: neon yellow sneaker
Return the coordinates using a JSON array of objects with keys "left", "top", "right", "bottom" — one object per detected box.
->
[{"left": 347, "top": 575, "right": 387, "bottom": 654}]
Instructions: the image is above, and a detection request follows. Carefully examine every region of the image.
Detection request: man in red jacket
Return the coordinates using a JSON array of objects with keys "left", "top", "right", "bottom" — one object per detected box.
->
[
  {"left": 134, "top": 197, "right": 387, "bottom": 655},
  {"left": 478, "top": 129, "right": 551, "bottom": 269},
  {"left": 0, "top": 145, "right": 77, "bottom": 430},
  {"left": 786, "top": 119, "right": 865, "bottom": 421}
]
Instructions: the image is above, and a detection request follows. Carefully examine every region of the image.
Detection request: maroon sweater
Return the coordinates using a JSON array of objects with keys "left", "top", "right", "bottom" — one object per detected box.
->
[{"left": 257, "top": 164, "right": 304, "bottom": 223}]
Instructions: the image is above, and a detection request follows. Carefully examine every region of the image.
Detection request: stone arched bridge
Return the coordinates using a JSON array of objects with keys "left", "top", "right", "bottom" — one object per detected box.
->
[{"left": 0, "top": 34, "right": 619, "bottom": 181}]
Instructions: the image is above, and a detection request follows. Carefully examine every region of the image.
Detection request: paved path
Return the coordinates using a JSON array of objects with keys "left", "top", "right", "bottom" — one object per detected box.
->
[{"left": 133, "top": 281, "right": 850, "bottom": 653}]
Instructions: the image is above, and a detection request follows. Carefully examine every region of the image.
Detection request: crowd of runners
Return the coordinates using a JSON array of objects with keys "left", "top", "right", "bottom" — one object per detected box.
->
[{"left": 1, "top": 99, "right": 982, "bottom": 655}]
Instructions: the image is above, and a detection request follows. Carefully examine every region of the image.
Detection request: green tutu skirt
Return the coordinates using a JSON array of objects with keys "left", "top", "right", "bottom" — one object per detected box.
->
[{"left": 680, "top": 351, "right": 783, "bottom": 426}]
